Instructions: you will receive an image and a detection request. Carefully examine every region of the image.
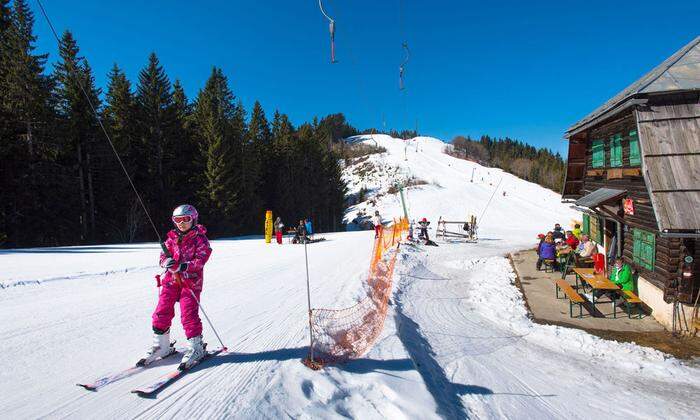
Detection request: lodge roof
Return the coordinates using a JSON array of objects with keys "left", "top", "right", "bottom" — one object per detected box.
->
[{"left": 566, "top": 36, "right": 700, "bottom": 138}]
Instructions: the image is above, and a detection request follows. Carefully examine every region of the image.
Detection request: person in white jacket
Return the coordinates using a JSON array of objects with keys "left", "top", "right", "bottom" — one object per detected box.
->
[{"left": 372, "top": 211, "right": 382, "bottom": 239}]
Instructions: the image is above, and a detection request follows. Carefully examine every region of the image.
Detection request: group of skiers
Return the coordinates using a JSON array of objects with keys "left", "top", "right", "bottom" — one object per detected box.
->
[{"left": 273, "top": 217, "right": 314, "bottom": 244}]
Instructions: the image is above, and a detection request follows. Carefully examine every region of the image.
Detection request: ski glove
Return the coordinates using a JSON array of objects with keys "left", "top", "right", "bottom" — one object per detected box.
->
[
  {"left": 162, "top": 257, "right": 177, "bottom": 269},
  {"left": 168, "top": 262, "right": 188, "bottom": 273}
]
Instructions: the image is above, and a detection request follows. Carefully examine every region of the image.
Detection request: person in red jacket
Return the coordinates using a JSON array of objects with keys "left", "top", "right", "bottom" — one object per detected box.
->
[{"left": 139, "top": 204, "right": 213, "bottom": 369}]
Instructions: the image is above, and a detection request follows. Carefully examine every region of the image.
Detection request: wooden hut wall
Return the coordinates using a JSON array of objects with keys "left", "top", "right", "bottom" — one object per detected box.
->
[{"left": 579, "top": 111, "right": 683, "bottom": 290}]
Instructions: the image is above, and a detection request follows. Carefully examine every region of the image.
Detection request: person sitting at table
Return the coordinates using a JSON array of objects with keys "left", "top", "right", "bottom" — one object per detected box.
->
[
  {"left": 573, "top": 234, "right": 597, "bottom": 268},
  {"left": 572, "top": 223, "right": 582, "bottom": 239},
  {"left": 578, "top": 235, "right": 597, "bottom": 258},
  {"left": 565, "top": 230, "right": 579, "bottom": 249},
  {"left": 609, "top": 257, "right": 633, "bottom": 291},
  {"left": 552, "top": 223, "right": 566, "bottom": 241},
  {"left": 557, "top": 230, "right": 579, "bottom": 256},
  {"left": 536, "top": 233, "right": 557, "bottom": 271}
]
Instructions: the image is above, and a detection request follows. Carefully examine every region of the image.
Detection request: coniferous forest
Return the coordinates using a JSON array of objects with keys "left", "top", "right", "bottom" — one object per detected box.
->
[
  {"left": 1, "top": 1, "right": 570, "bottom": 248},
  {"left": 0, "top": 0, "right": 349, "bottom": 247},
  {"left": 449, "top": 135, "right": 566, "bottom": 192}
]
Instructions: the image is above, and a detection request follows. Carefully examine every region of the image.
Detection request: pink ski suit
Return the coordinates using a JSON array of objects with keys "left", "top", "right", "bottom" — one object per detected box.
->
[{"left": 152, "top": 224, "right": 212, "bottom": 339}]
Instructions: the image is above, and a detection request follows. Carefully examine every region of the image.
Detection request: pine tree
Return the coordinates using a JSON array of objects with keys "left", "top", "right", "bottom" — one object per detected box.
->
[
  {"left": 0, "top": 0, "right": 57, "bottom": 246},
  {"left": 248, "top": 101, "right": 273, "bottom": 209},
  {"left": 169, "top": 79, "right": 199, "bottom": 205},
  {"left": 135, "top": 52, "right": 177, "bottom": 234},
  {"left": 102, "top": 63, "right": 142, "bottom": 241},
  {"left": 53, "top": 30, "right": 103, "bottom": 242},
  {"left": 193, "top": 67, "right": 240, "bottom": 235},
  {"left": 271, "top": 111, "right": 297, "bottom": 224}
]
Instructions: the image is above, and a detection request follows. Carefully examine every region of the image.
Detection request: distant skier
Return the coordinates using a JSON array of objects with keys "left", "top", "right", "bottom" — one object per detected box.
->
[
  {"left": 418, "top": 218, "right": 438, "bottom": 246},
  {"left": 139, "top": 204, "right": 212, "bottom": 370},
  {"left": 418, "top": 217, "right": 430, "bottom": 241},
  {"left": 372, "top": 211, "right": 382, "bottom": 239},
  {"left": 274, "top": 216, "right": 284, "bottom": 245},
  {"left": 305, "top": 218, "right": 313, "bottom": 237}
]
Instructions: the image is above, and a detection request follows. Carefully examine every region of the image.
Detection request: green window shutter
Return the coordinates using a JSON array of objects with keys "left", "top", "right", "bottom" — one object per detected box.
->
[
  {"left": 582, "top": 214, "right": 590, "bottom": 235},
  {"left": 596, "top": 217, "right": 604, "bottom": 244},
  {"left": 591, "top": 139, "right": 604, "bottom": 168},
  {"left": 632, "top": 228, "right": 655, "bottom": 271},
  {"left": 629, "top": 130, "right": 641, "bottom": 166},
  {"left": 610, "top": 134, "right": 622, "bottom": 167}
]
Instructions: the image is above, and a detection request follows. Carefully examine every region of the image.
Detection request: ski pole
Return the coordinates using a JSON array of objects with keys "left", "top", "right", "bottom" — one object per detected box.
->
[{"left": 187, "top": 287, "right": 228, "bottom": 351}]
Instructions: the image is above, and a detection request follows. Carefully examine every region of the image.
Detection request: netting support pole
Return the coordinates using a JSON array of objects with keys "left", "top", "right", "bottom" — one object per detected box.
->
[{"left": 304, "top": 239, "right": 315, "bottom": 364}]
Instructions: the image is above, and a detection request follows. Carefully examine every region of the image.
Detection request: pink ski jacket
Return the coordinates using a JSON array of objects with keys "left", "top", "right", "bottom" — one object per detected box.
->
[{"left": 159, "top": 224, "right": 212, "bottom": 290}]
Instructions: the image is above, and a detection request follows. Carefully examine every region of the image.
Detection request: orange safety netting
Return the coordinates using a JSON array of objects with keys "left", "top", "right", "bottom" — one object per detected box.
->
[{"left": 308, "top": 218, "right": 408, "bottom": 364}]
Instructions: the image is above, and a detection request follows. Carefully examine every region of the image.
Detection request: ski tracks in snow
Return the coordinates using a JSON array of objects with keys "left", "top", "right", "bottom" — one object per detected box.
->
[{"left": 395, "top": 246, "right": 566, "bottom": 419}]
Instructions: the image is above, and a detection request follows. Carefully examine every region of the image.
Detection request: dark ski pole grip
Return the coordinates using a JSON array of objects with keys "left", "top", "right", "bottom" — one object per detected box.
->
[{"left": 160, "top": 241, "right": 172, "bottom": 258}]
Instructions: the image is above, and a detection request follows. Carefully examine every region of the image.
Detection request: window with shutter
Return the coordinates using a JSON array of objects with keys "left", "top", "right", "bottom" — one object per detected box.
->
[
  {"left": 632, "top": 228, "right": 655, "bottom": 271},
  {"left": 610, "top": 134, "right": 622, "bottom": 167},
  {"left": 629, "top": 130, "right": 641, "bottom": 166},
  {"left": 582, "top": 214, "right": 590, "bottom": 235},
  {"left": 591, "top": 139, "right": 604, "bottom": 168}
]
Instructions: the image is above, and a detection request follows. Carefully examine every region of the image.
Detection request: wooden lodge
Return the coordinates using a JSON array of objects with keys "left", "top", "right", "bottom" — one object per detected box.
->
[{"left": 562, "top": 36, "right": 700, "bottom": 332}]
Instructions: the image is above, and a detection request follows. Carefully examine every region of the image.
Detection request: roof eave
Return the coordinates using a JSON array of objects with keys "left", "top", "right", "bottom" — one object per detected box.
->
[{"left": 565, "top": 97, "right": 648, "bottom": 139}]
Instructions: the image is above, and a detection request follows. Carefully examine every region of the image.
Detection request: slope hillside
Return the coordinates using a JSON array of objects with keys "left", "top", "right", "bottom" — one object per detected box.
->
[{"left": 344, "top": 134, "right": 578, "bottom": 246}]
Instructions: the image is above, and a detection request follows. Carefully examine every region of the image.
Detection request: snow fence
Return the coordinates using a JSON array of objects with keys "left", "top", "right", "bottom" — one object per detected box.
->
[{"left": 310, "top": 218, "right": 408, "bottom": 363}]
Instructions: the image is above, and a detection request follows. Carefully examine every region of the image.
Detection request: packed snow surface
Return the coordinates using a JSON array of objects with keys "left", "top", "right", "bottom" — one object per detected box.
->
[{"left": 1, "top": 135, "right": 698, "bottom": 419}]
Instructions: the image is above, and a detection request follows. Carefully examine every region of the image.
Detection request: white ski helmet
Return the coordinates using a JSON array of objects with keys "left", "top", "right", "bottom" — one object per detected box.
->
[{"left": 172, "top": 204, "right": 199, "bottom": 225}]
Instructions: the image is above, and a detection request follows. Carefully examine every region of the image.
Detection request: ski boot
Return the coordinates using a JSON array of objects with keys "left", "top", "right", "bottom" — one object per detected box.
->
[
  {"left": 179, "top": 335, "right": 206, "bottom": 370},
  {"left": 136, "top": 330, "right": 175, "bottom": 366}
]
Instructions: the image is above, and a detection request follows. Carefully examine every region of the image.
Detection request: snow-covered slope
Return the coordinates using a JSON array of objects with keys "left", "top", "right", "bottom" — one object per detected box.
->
[
  {"left": 1, "top": 134, "right": 698, "bottom": 419},
  {"left": 343, "top": 134, "right": 578, "bottom": 249}
]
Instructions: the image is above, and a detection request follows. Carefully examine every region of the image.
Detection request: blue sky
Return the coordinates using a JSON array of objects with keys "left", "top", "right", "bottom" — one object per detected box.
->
[{"left": 31, "top": 0, "right": 699, "bottom": 156}]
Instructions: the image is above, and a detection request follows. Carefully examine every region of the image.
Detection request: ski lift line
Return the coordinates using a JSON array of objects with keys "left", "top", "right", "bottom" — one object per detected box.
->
[
  {"left": 478, "top": 176, "right": 504, "bottom": 223},
  {"left": 36, "top": 0, "right": 162, "bottom": 243},
  {"left": 399, "top": 41, "right": 410, "bottom": 91},
  {"left": 325, "top": 4, "right": 381, "bottom": 147},
  {"left": 318, "top": 0, "right": 337, "bottom": 63}
]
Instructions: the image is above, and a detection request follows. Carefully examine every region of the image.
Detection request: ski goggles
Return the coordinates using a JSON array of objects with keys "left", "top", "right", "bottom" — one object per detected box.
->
[{"left": 172, "top": 215, "right": 193, "bottom": 223}]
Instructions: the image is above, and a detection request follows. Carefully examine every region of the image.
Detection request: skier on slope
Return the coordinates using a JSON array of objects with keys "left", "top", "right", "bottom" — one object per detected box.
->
[
  {"left": 139, "top": 204, "right": 212, "bottom": 369},
  {"left": 372, "top": 211, "right": 382, "bottom": 239},
  {"left": 274, "top": 216, "right": 284, "bottom": 245}
]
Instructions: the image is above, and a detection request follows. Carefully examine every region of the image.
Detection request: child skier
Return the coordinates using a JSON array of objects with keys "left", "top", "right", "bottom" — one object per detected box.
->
[{"left": 139, "top": 204, "right": 213, "bottom": 370}]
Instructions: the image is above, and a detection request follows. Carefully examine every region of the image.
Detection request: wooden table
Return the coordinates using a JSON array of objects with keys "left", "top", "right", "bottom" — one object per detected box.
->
[{"left": 572, "top": 268, "right": 620, "bottom": 313}]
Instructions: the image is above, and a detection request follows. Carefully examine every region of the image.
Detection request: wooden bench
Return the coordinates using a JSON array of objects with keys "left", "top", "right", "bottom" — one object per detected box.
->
[
  {"left": 543, "top": 259, "right": 556, "bottom": 273},
  {"left": 613, "top": 290, "right": 643, "bottom": 319},
  {"left": 555, "top": 279, "right": 585, "bottom": 318}
]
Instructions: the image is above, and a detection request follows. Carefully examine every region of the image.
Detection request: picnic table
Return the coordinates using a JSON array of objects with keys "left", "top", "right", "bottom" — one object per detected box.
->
[{"left": 572, "top": 267, "right": 619, "bottom": 313}]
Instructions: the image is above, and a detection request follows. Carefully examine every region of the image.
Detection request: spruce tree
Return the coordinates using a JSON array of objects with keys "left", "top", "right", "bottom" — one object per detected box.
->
[
  {"left": 103, "top": 63, "right": 142, "bottom": 241},
  {"left": 193, "top": 67, "right": 240, "bottom": 235},
  {"left": 53, "top": 30, "right": 103, "bottom": 242},
  {"left": 169, "top": 80, "right": 200, "bottom": 206},
  {"left": 0, "top": 0, "right": 57, "bottom": 246},
  {"left": 135, "top": 52, "right": 177, "bottom": 234},
  {"left": 271, "top": 111, "right": 297, "bottom": 224}
]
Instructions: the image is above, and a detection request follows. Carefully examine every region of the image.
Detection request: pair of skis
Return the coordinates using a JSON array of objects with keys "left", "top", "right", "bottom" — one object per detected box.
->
[{"left": 76, "top": 345, "right": 225, "bottom": 396}]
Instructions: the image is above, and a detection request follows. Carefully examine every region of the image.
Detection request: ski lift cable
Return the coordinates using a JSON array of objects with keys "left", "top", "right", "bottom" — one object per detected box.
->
[
  {"left": 398, "top": 0, "right": 411, "bottom": 140},
  {"left": 478, "top": 176, "right": 504, "bottom": 223},
  {"left": 36, "top": 0, "right": 163, "bottom": 243},
  {"left": 327, "top": 3, "right": 381, "bottom": 147},
  {"left": 318, "top": 0, "right": 337, "bottom": 63},
  {"left": 399, "top": 41, "right": 410, "bottom": 90}
]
